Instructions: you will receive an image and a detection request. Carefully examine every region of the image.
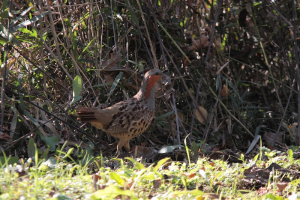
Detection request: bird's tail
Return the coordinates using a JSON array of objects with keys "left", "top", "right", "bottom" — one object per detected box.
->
[{"left": 76, "top": 107, "right": 97, "bottom": 122}]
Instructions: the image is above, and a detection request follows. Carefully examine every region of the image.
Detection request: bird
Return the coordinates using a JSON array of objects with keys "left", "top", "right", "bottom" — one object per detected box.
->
[{"left": 77, "top": 68, "right": 167, "bottom": 154}]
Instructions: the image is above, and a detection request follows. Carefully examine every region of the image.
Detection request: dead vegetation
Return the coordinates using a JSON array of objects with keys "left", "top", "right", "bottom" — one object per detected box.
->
[{"left": 0, "top": 0, "right": 300, "bottom": 176}]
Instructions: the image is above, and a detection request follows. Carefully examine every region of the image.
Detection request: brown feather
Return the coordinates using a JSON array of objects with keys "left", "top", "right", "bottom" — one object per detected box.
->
[{"left": 76, "top": 68, "right": 167, "bottom": 153}]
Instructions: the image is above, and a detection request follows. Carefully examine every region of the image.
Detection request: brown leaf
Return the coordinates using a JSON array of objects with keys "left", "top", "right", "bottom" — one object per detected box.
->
[
  {"left": 101, "top": 50, "right": 123, "bottom": 71},
  {"left": 188, "top": 173, "right": 196, "bottom": 179},
  {"left": 215, "top": 37, "right": 222, "bottom": 51},
  {"left": 92, "top": 174, "right": 102, "bottom": 191},
  {"left": 132, "top": 145, "right": 158, "bottom": 162},
  {"left": 257, "top": 187, "right": 268, "bottom": 196},
  {"left": 276, "top": 182, "right": 288, "bottom": 193},
  {"left": 92, "top": 174, "right": 101, "bottom": 182},
  {"left": 263, "top": 131, "right": 284, "bottom": 147},
  {"left": 201, "top": 193, "right": 225, "bottom": 200},
  {"left": 195, "top": 106, "right": 207, "bottom": 124},
  {"left": 0, "top": 132, "right": 11, "bottom": 141},
  {"left": 221, "top": 85, "right": 230, "bottom": 97},
  {"left": 242, "top": 163, "right": 300, "bottom": 189},
  {"left": 153, "top": 179, "right": 161, "bottom": 190},
  {"left": 101, "top": 49, "right": 136, "bottom": 85},
  {"left": 188, "top": 35, "right": 210, "bottom": 51},
  {"left": 0, "top": 58, "right": 15, "bottom": 77}
]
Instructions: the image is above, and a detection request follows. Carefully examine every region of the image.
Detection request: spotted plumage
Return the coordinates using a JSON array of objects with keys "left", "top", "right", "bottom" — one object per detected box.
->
[{"left": 77, "top": 68, "right": 166, "bottom": 153}]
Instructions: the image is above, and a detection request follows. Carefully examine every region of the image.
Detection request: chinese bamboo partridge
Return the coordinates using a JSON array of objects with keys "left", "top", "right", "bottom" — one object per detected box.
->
[{"left": 77, "top": 68, "right": 166, "bottom": 153}]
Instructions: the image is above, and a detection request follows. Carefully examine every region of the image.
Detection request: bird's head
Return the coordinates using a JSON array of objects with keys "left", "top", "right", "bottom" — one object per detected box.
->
[{"left": 136, "top": 68, "right": 168, "bottom": 100}]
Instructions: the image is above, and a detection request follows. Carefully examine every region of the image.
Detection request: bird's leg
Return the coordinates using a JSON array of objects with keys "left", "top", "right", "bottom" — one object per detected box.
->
[
  {"left": 124, "top": 141, "right": 131, "bottom": 152},
  {"left": 116, "top": 139, "right": 130, "bottom": 155}
]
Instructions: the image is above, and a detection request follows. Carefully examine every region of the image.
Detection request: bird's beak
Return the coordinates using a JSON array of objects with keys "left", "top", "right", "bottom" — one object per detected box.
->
[{"left": 161, "top": 72, "right": 171, "bottom": 87}]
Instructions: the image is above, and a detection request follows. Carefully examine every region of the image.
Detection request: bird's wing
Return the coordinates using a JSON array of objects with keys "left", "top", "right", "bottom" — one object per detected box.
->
[
  {"left": 103, "top": 100, "right": 154, "bottom": 138},
  {"left": 78, "top": 99, "right": 154, "bottom": 139}
]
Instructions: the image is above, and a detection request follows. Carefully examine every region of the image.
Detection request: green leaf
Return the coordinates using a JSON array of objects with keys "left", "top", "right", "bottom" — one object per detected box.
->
[
  {"left": 108, "top": 72, "right": 123, "bottom": 96},
  {"left": 0, "top": 24, "right": 22, "bottom": 46},
  {"left": 18, "top": 27, "right": 33, "bottom": 34},
  {"left": 125, "top": 157, "right": 144, "bottom": 170},
  {"left": 1, "top": 0, "right": 8, "bottom": 9},
  {"left": 109, "top": 172, "right": 125, "bottom": 186},
  {"left": 263, "top": 193, "right": 282, "bottom": 200},
  {"left": 72, "top": 12, "right": 90, "bottom": 32},
  {"left": 287, "top": 149, "right": 294, "bottom": 161},
  {"left": 10, "top": 6, "right": 33, "bottom": 27},
  {"left": 78, "top": 37, "right": 95, "bottom": 59},
  {"left": 70, "top": 75, "right": 82, "bottom": 105},
  {"left": 41, "top": 148, "right": 50, "bottom": 159},
  {"left": 191, "top": 141, "right": 198, "bottom": 161},
  {"left": 39, "top": 135, "right": 60, "bottom": 151},
  {"left": 0, "top": 11, "right": 9, "bottom": 19},
  {"left": 253, "top": 154, "right": 259, "bottom": 162},
  {"left": 184, "top": 133, "right": 191, "bottom": 165},
  {"left": 28, "top": 138, "right": 36, "bottom": 159},
  {"left": 9, "top": 12, "right": 50, "bottom": 33},
  {"left": 31, "top": 28, "right": 37, "bottom": 38},
  {"left": 127, "top": 60, "right": 146, "bottom": 71},
  {"left": 169, "top": 189, "right": 204, "bottom": 198},
  {"left": 24, "top": 110, "right": 39, "bottom": 126},
  {"left": 253, "top": 2, "right": 262, "bottom": 6},
  {"left": 0, "top": 36, "right": 8, "bottom": 45},
  {"left": 72, "top": 31, "right": 77, "bottom": 59},
  {"left": 49, "top": 193, "right": 72, "bottom": 200},
  {"left": 63, "top": 148, "right": 74, "bottom": 159},
  {"left": 155, "top": 111, "right": 174, "bottom": 121},
  {"left": 0, "top": 156, "right": 19, "bottom": 166},
  {"left": 91, "top": 185, "right": 137, "bottom": 200},
  {"left": 154, "top": 157, "right": 170, "bottom": 172},
  {"left": 73, "top": 75, "right": 82, "bottom": 96},
  {"left": 142, "top": 172, "right": 156, "bottom": 180}
]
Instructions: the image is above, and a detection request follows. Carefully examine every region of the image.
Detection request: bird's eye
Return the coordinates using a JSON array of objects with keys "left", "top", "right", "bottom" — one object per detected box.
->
[{"left": 155, "top": 72, "right": 159, "bottom": 75}]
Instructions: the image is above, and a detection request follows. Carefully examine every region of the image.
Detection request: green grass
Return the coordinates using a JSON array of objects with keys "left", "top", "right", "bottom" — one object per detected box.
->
[
  {"left": 1, "top": 149, "right": 299, "bottom": 200},
  {"left": 0, "top": 159, "right": 93, "bottom": 199}
]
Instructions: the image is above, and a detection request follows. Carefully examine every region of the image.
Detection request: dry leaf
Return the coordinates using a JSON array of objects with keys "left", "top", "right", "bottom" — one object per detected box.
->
[
  {"left": 132, "top": 145, "right": 158, "bottom": 161},
  {"left": 188, "top": 35, "right": 209, "bottom": 51},
  {"left": 0, "top": 132, "right": 11, "bottom": 141},
  {"left": 153, "top": 179, "right": 161, "bottom": 190},
  {"left": 263, "top": 131, "right": 284, "bottom": 147},
  {"left": 221, "top": 85, "right": 230, "bottom": 97},
  {"left": 276, "top": 182, "right": 288, "bottom": 193},
  {"left": 92, "top": 174, "right": 102, "bottom": 191},
  {"left": 188, "top": 173, "right": 196, "bottom": 178},
  {"left": 0, "top": 58, "right": 15, "bottom": 77},
  {"left": 195, "top": 106, "right": 207, "bottom": 124},
  {"left": 202, "top": 193, "right": 224, "bottom": 200}
]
